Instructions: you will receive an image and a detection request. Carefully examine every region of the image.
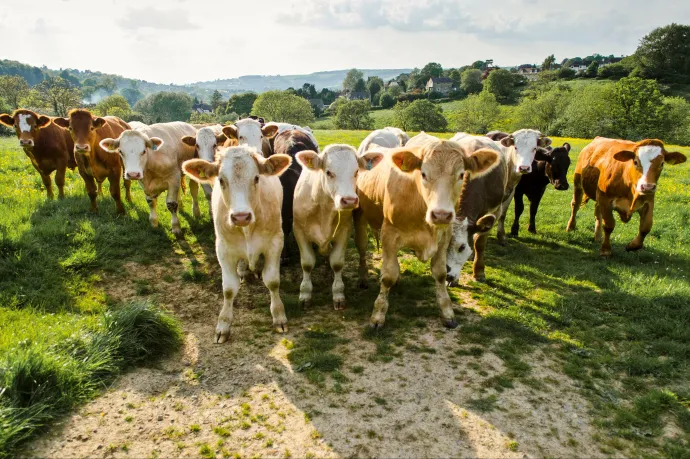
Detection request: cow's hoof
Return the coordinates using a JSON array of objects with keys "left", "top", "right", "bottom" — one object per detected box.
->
[
  {"left": 528, "top": 227, "right": 536, "bottom": 234},
  {"left": 599, "top": 250, "right": 612, "bottom": 258},
  {"left": 497, "top": 238, "right": 507, "bottom": 247},
  {"left": 172, "top": 228, "right": 182, "bottom": 237},
  {"left": 369, "top": 321, "right": 385, "bottom": 330},
  {"left": 443, "top": 318, "right": 459, "bottom": 329},
  {"left": 509, "top": 231, "right": 518, "bottom": 238},
  {"left": 215, "top": 325, "right": 231, "bottom": 344},
  {"left": 333, "top": 299, "right": 346, "bottom": 311},
  {"left": 299, "top": 298, "right": 311, "bottom": 309},
  {"left": 473, "top": 275, "right": 486, "bottom": 283},
  {"left": 566, "top": 223, "right": 576, "bottom": 232},
  {"left": 274, "top": 322, "right": 288, "bottom": 333},
  {"left": 447, "top": 279, "right": 459, "bottom": 288},
  {"left": 625, "top": 243, "right": 643, "bottom": 252},
  {"left": 150, "top": 220, "right": 159, "bottom": 228},
  {"left": 358, "top": 279, "right": 368, "bottom": 289}
]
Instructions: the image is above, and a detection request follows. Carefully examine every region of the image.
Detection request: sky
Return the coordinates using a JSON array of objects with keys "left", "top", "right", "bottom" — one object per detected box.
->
[{"left": 1, "top": 0, "right": 688, "bottom": 85}]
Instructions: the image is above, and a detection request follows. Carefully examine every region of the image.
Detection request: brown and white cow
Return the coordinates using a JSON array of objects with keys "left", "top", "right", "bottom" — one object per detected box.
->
[
  {"left": 0, "top": 110, "right": 76, "bottom": 199},
  {"left": 182, "top": 146, "right": 292, "bottom": 343},
  {"left": 357, "top": 127, "right": 410, "bottom": 155},
  {"left": 53, "top": 110, "right": 131, "bottom": 214},
  {"left": 181, "top": 125, "right": 227, "bottom": 212},
  {"left": 100, "top": 122, "right": 199, "bottom": 235},
  {"left": 293, "top": 144, "right": 384, "bottom": 310},
  {"left": 354, "top": 133, "right": 499, "bottom": 328},
  {"left": 566, "top": 137, "right": 686, "bottom": 257},
  {"left": 222, "top": 118, "right": 278, "bottom": 157}
]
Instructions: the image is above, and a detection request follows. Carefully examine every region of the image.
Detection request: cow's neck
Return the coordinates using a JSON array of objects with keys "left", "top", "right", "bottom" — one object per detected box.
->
[{"left": 504, "top": 146, "right": 523, "bottom": 188}]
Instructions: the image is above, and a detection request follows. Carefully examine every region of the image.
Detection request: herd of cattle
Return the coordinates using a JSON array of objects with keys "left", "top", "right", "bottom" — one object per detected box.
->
[{"left": 1, "top": 109, "right": 686, "bottom": 342}]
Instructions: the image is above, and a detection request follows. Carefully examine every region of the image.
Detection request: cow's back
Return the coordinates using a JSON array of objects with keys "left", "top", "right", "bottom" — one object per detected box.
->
[
  {"left": 141, "top": 122, "right": 198, "bottom": 164},
  {"left": 31, "top": 121, "right": 76, "bottom": 170},
  {"left": 576, "top": 137, "right": 635, "bottom": 200},
  {"left": 358, "top": 129, "right": 402, "bottom": 155},
  {"left": 100, "top": 116, "right": 129, "bottom": 140}
]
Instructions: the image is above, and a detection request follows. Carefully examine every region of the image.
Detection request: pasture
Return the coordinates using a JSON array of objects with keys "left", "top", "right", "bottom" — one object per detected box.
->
[{"left": 1, "top": 132, "right": 689, "bottom": 458}]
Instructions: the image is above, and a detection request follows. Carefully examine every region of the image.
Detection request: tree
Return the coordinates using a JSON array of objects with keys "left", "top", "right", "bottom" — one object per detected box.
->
[
  {"left": 584, "top": 61, "right": 599, "bottom": 78},
  {"left": 252, "top": 90, "right": 314, "bottom": 125},
  {"left": 93, "top": 94, "right": 131, "bottom": 117},
  {"left": 483, "top": 69, "right": 516, "bottom": 103},
  {"left": 393, "top": 99, "right": 447, "bottom": 132},
  {"left": 472, "top": 60, "right": 486, "bottom": 70},
  {"left": 512, "top": 84, "right": 573, "bottom": 134},
  {"left": 343, "top": 69, "right": 364, "bottom": 92},
  {"left": 559, "top": 83, "right": 620, "bottom": 138},
  {"left": 36, "top": 77, "right": 81, "bottom": 117},
  {"left": 542, "top": 54, "right": 556, "bottom": 71},
  {"left": 598, "top": 63, "right": 630, "bottom": 79},
  {"left": 448, "top": 69, "right": 462, "bottom": 88},
  {"left": 0, "top": 75, "right": 29, "bottom": 109},
  {"left": 460, "top": 69, "right": 483, "bottom": 94},
  {"left": 134, "top": 92, "right": 193, "bottom": 123},
  {"left": 557, "top": 67, "right": 577, "bottom": 80},
  {"left": 614, "top": 77, "right": 667, "bottom": 139},
  {"left": 387, "top": 84, "right": 403, "bottom": 98},
  {"left": 210, "top": 90, "right": 224, "bottom": 111},
  {"left": 120, "top": 87, "right": 144, "bottom": 106},
  {"left": 334, "top": 100, "right": 374, "bottom": 130},
  {"left": 421, "top": 62, "right": 443, "bottom": 79},
  {"left": 58, "top": 70, "right": 81, "bottom": 88},
  {"left": 353, "top": 78, "right": 367, "bottom": 93},
  {"left": 380, "top": 92, "right": 395, "bottom": 109},
  {"left": 661, "top": 96, "right": 690, "bottom": 145},
  {"left": 367, "top": 76, "right": 384, "bottom": 102},
  {"left": 634, "top": 24, "right": 690, "bottom": 82},
  {"left": 448, "top": 92, "right": 500, "bottom": 134},
  {"left": 226, "top": 92, "right": 258, "bottom": 117}
]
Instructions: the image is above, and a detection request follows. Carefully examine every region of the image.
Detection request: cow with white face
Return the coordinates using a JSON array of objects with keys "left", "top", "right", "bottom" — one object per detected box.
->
[
  {"left": 293, "top": 144, "right": 384, "bottom": 310},
  {"left": 181, "top": 125, "right": 227, "bottom": 212},
  {"left": 497, "top": 129, "right": 551, "bottom": 175},
  {"left": 100, "top": 122, "right": 199, "bottom": 235},
  {"left": 182, "top": 146, "right": 292, "bottom": 343},
  {"left": 222, "top": 119, "right": 278, "bottom": 157}
]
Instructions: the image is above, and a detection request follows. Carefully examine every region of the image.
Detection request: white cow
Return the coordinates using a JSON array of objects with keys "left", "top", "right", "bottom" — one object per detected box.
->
[
  {"left": 265, "top": 122, "right": 319, "bottom": 150},
  {"left": 100, "top": 121, "right": 199, "bottom": 235},
  {"left": 293, "top": 144, "right": 384, "bottom": 310},
  {"left": 222, "top": 119, "right": 278, "bottom": 156},
  {"left": 182, "top": 146, "right": 292, "bottom": 343},
  {"left": 357, "top": 127, "right": 410, "bottom": 155},
  {"left": 128, "top": 121, "right": 147, "bottom": 130},
  {"left": 181, "top": 124, "right": 226, "bottom": 212}
]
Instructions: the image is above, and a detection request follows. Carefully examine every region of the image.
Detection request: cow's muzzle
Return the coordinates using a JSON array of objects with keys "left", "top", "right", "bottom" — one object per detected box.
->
[
  {"left": 75, "top": 144, "right": 91, "bottom": 153},
  {"left": 231, "top": 212, "right": 253, "bottom": 226},
  {"left": 518, "top": 165, "right": 531, "bottom": 174},
  {"left": 639, "top": 183, "right": 656, "bottom": 194},
  {"left": 19, "top": 139, "right": 34, "bottom": 147},
  {"left": 126, "top": 172, "right": 142, "bottom": 180},
  {"left": 554, "top": 181, "right": 569, "bottom": 191},
  {"left": 339, "top": 196, "right": 359, "bottom": 210},
  {"left": 430, "top": 209, "right": 453, "bottom": 225}
]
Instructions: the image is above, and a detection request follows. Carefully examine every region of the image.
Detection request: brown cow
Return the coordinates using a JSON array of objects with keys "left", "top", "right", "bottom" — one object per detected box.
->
[
  {"left": 354, "top": 133, "right": 499, "bottom": 329},
  {"left": 566, "top": 137, "right": 686, "bottom": 256},
  {"left": 53, "top": 109, "right": 132, "bottom": 214},
  {"left": 0, "top": 110, "right": 75, "bottom": 199}
]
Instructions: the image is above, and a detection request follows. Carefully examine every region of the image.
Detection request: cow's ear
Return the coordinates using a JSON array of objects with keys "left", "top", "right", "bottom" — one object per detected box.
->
[
  {"left": 256, "top": 153, "right": 291, "bottom": 176},
  {"left": 182, "top": 159, "right": 219, "bottom": 184},
  {"left": 563, "top": 142, "right": 571, "bottom": 153},
  {"left": 92, "top": 117, "right": 106, "bottom": 129},
  {"left": 295, "top": 150, "right": 322, "bottom": 170},
  {"left": 0, "top": 114, "right": 14, "bottom": 127},
  {"left": 475, "top": 214, "right": 496, "bottom": 233},
  {"left": 538, "top": 135, "right": 552, "bottom": 148},
  {"left": 358, "top": 151, "right": 384, "bottom": 171},
  {"left": 150, "top": 137, "right": 164, "bottom": 151},
  {"left": 36, "top": 115, "right": 51, "bottom": 128},
  {"left": 500, "top": 135, "right": 514, "bottom": 147},
  {"left": 464, "top": 148, "right": 499, "bottom": 178},
  {"left": 222, "top": 125, "right": 238, "bottom": 140},
  {"left": 535, "top": 149, "right": 553, "bottom": 162},
  {"left": 181, "top": 135, "right": 197, "bottom": 147},
  {"left": 53, "top": 117, "right": 70, "bottom": 128},
  {"left": 215, "top": 133, "right": 227, "bottom": 145},
  {"left": 261, "top": 125, "right": 279, "bottom": 139},
  {"left": 99, "top": 138, "right": 120, "bottom": 153},
  {"left": 390, "top": 149, "right": 422, "bottom": 173},
  {"left": 613, "top": 150, "right": 635, "bottom": 162},
  {"left": 664, "top": 151, "right": 687, "bottom": 165}
]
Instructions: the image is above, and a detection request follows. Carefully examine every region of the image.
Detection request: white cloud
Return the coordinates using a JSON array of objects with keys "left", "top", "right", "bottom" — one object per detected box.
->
[{"left": 119, "top": 7, "right": 199, "bottom": 31}]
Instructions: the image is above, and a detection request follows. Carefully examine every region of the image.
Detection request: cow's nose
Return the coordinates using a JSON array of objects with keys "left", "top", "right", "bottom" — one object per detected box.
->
[
  {"left": 126, "top": 172, "right": 142, "bottom": 180},
  {"left": 641, "top": 183, "right": 656, "bottom": 193},
  {"left": 231, "top": 212, "right": 252, "bottom": 226},
  {"left": 340, "top": 196, "right": 359, "bottom": 209},
  {"left": 431, "top": 210, "right": 453, "bottom": 224},
  {"left": 446, "top": 265, "right": 451, "bottom": 274},
  {"left": 518, "top": 165, "right": 531, "bottom": 174},
  {"left": 75, "top": 144, "right": 90, "bottom": 152},
  {"left": 19, "top": 139, "right": 34, "bottom": 146}
]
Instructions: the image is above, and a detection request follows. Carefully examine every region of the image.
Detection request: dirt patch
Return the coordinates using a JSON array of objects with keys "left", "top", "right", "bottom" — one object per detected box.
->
[{"left": 27, "top": 253, "right": 607, "bottom": 458}]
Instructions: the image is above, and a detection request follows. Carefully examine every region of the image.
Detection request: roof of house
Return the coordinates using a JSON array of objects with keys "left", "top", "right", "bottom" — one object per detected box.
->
[
  {"left": 428, "top": 77, "right": 453, "bottom": 85},
  {"left": 518, "top": 64, "right": 537, "bottom": 69}
]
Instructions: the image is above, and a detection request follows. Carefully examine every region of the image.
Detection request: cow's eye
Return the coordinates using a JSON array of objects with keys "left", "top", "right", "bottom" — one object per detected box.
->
[
  {"left": 326, "top": 170, "right": 334, "bottom": 178},
  {"left": 458, "top": 244, "right": 467, "bottom": 252},
  {"left": 219, "top": 178, "right": 226, "bottom": 188},
  {"left": 421, "top": 172, "right": 427, "bottom": 180},
  {"left": 634, "top": 159, "right": 640, "bottom": 167},
  {"left": 354, "top": 169, "right": 359, "bottom": 178},
  {"left": 254, "top": 176, "right": 259, "bottom": 184}
]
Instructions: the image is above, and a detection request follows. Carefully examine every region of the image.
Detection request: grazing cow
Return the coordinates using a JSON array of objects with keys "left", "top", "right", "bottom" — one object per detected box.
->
[
  {"left": 100, "top": 122, "right": 199, "bottom": 235},
  {"left": 182, "top": 146, "right": 292, "bottom": 343},
  {"left": 445, "top": 216, "right": 476, "bottom": 287},
  {"left": 221, "top": 118, "right": 278, "bottom": 157},
  {"left": 271, "top": 130, "right": 320, "bottom": 264},
  {"left": 293, "top": 144, "right": 384, "bottom": 310},
  {"left": 354, "top": 133, "right": 499, "bottom": 328},
  {"left": 265, "top": 122, "right": 319, "bottom": 150},
  {"left": 181, "top": 125, "right": 227, "bottom": 211},
  {"left": 566, "top": 137, "right": 686, "bottom": 257},
  {"left": 357, "top": 127, "right": 410, "bottom": 155},
  {"left": 510, "top": 143, "right": 572, "bottom": 236},
  {"left": 0, "top": 110, "right": 75, "bottom": 199},
  {"left": 53, "top": 110, "right": 131, "bottom": 214}
]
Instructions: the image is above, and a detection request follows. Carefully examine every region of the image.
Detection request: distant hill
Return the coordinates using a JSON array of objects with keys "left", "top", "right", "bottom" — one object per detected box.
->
[{"left": 0, "top": 59, "right": 410, "bottom": 100}]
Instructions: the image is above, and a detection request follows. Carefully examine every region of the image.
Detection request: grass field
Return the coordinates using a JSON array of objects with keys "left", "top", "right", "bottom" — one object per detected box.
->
[{"left": 1, "top": 131, "right": 690, "bottom": 457}]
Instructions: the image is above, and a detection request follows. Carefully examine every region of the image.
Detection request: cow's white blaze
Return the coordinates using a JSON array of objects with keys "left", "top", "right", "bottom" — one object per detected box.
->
[
  {"left": 636, "top": 145, "right": 662, "bottom": 191},
  {"left": 18, "top": 114, "right": 32, "bottom": 132},
  {"left": 234, "top": 119, "right": 264, "bottom": 151},
  {"left": 196, "top": 127, "right": 218, "bottom": 162},
  {"left": 446, "top": 217, "right": 473, "bottom": 283},
  {"left": 116, "top": 131, "right": 150, "bottom": 178},
  {"left": 218, "top": 149, "right": 261, "bottom": 225},
  {"left": 512, "top": 129, "right": 541, "bottom": 173}
]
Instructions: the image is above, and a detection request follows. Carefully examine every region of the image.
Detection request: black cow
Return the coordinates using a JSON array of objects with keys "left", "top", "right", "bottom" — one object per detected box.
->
[
  {"left": 272, "top": 130, "right": 318, "bottom": 264},
  {"left": 486, "top": 130, "right": 510, "bottom": 142},
  {"left": 510, "top": 143, "right": 572, "bottom": 236}
]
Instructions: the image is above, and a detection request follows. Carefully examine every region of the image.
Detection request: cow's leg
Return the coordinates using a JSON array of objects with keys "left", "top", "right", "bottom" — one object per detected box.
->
[
  {"left": 354, "top": 210, "right": 369, "bottom": 288},
  {"left": 566, "top": 173, "right": 583, "bottom": 231},
  {"left": 496, "top": 190, "right": 515, "bottom": 246},
  {"left": 329, "top": 226, "right": 350, "bottom": 310},
  {"left": 215, "top": 245, "right": 240, "bottom": 344},
  {"left": 528, "top": 191, "right": 544, "bottom": 234},
  {"left": 202, "top": 184, "right": 213, "bottom": 217},
  {"left": 295, "top": 226, "right": 315, "bottom": 308},
  {"left": 146, "top": 195, "right": 159, "bottom": 227},
  {"left": 263, "top": 238, "right": 287, "bottom": 333},
  {"left": 124, "top": 178, "right": 132, "bottom": 203},
  {"left": 594, "top": 201, "right": 603, "bottom": 242},
  {"left": 108, "top": 172, "right": 125, "bottom": 215},
  {"left": 510, "top": 189, "right": 525, "bottom": 236},
  {"left": 472, "top": 233, "right": 489, "bottom": 281},
  {"left": 626, "top": 201, "right": 653, "bottom": 252},
  {"left": 167, "top": 181, "right": 182, "bottom": 236},
  {"left": 97, "top": 181, "right": 103, "bottom": 196},
  {"left": 370, "top": 225, "right": 400, "bottom": 328},
  {"left": 81, "top": 172, "right": 98, "bottom": 212},
  {"left": 431, "top": 230, "right": 456, "bottom": 328},
  {"left": 598, "top": 193, "right": 615, "bottom": 257},
  {"left": 55, "top": 165, "right": 66, "bottom": 199},
  {"left": 39, "top": 172, "right": 54, "bottom": 200},
  {"left": 189, "top": 179, "right": 201, "bottom": 218}
]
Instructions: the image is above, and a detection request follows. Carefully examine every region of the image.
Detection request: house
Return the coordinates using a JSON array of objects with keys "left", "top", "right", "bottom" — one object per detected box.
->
[
  {"left": 569, "top": 64, "right": 589, "bottom": 73},
  {"left": 599, "top": 56, "right": 625, "bottom": 69},
  {"left": 517, "top": 64, "right": 540, "bottom": 80},
  {"left": 348, "top": 91, "right": 370, "bottom": 101},
  {"left": 425, "top": 77, "right": 453, "bottom": 95},
  {"left": 193, "top": 103, "right": 213, "bottom": 114}
]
